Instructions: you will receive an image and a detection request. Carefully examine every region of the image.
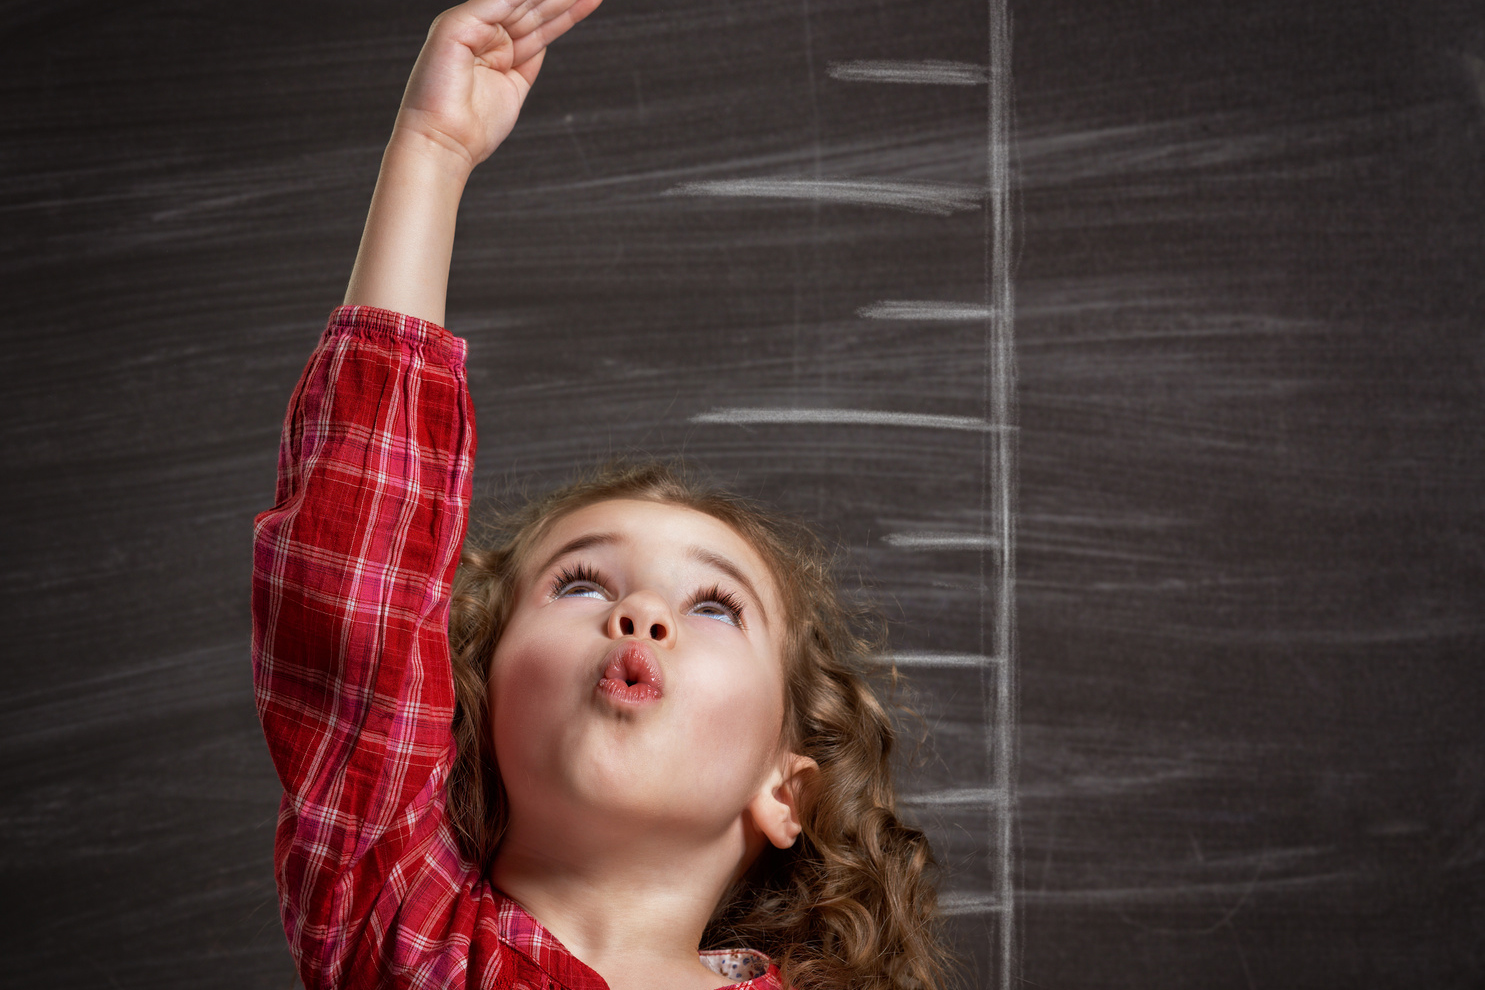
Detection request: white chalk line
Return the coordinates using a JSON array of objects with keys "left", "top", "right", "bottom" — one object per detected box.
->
[
  {"left": 666, "top": 178, "right": 983, "bottom": 216},
  {"left": 828, "top": 59, "right": 989, "bottom": 87},
  {"left": 689, "top": 408, "right": 1010, "bottom": 432},
  {"left": 858, "top": 300, "right": 997, "bottom": 321},
  {"left": 984, "top": 0, "right": 1019, "bottom": 984},
  {"left": 884, "top": 651, "right": 1005, "bottom": 668},
  {"left": 938, "top": 892, "right": 1007, "bottom": 916},
  {"left": 884, "top": 532, "right": 1001, "bottom": 550},
  {"left": 902, "top": 787, "right": 1008, "bottom": 808}
]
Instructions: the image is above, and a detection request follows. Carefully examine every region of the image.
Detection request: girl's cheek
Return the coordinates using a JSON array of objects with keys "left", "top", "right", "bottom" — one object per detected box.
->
[
  {"left": 699, "top": 650, "right": 787, "bottom": 731},
  {"left": 491, "top": 650, "right": 557, "bottom": 718}
]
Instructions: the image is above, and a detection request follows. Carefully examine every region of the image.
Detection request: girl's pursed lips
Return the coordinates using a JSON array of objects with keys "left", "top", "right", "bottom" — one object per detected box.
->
[{"left": 596, "top": 640, "right": 664, "bottom": 705}]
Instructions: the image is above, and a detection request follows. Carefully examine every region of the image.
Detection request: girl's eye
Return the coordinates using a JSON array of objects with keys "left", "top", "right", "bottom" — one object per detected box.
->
[
  {"left": 551, "top": 564, "right": 608, "bottom": 601},
  {"left": 686, "top": 585, "right": 746, "bottom": 629}
]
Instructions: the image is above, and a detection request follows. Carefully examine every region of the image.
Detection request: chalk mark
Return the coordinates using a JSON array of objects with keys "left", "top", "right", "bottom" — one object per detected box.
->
[
  {"left": 982, "top": 0, "right": 1019, "bottom": 987},
  {"left": 859, "top": 300, "right": 997, "bottom": 321},
  {"left": 902, "top": 787, "right": 1008, "bottom": 807},
  {"left": 938, "top": 892, "right": 1007, "bottom": 916},
  {"left": 886, "top": 651, "right": 1005, "bottom": 668},
  {"left": 828, "top": 59, "right": 989, "bottom": 86},
  {"left": 666, "top": 179, "right": 983, "bottom": 216},
  {"left": 884, "top": 532, "right": 1001, "bottom": 550},
  {"left": 690, "top": 408, "right": 1009, "bottom": 431}
]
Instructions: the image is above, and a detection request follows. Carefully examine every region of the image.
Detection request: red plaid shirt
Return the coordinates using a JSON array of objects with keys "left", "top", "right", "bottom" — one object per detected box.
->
[{"left": 252, "top": 306, "right": 782, "bottom": 990}]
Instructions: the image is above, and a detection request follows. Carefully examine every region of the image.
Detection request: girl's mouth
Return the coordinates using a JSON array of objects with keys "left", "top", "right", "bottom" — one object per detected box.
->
[{"left": 597, "top": 641, "right": 664, "bottom": 705}]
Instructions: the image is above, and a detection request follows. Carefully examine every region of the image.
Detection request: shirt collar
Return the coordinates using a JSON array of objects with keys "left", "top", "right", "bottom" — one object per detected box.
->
[{"left": 492, "top": 889, "right": 783, "bottom": 990}]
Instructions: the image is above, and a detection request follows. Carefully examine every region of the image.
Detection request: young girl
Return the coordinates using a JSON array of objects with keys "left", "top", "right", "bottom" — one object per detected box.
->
[{"left": 251, "top": 2, "right": 950, "bottom": 988}]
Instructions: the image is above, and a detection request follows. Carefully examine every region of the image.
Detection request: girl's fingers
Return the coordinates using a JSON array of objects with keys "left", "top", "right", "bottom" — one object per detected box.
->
[
  {"left": 403, "top": 0, "right": 595, "bottom": 161},
  {"left": 450, "top": 0, "right": 600, "bottom": 66},
  {"left": 509, "top": 0, "right": 602, "bottom": 66},
  {"left": 459, "top": 20, "right": 517, "bottom": 73},
  {"left": 454, "top": 0, "right": 587, "bottom": 40}
]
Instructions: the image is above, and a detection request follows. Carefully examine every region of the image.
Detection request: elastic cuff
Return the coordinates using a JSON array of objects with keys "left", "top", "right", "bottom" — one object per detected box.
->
[{"left": 323, "top": 305, "right": 467, "bottom": 367}]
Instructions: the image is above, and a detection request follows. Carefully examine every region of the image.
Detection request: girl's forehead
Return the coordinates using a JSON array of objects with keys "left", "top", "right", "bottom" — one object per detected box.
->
[
  {"left": 527, "top": 499, "right": 783, "bottom": 601},
  {"left": 535, "top": 499, "right": 760, "bottom": 566}
]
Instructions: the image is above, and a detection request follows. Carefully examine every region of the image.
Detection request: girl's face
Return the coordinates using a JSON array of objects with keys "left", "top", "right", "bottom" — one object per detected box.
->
[{"left": 488, "top": 498, "right": 794, "bottom": 851}]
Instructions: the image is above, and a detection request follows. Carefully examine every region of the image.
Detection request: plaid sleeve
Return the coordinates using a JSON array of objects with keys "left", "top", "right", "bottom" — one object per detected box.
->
[{"left": 251, "top": 305, "right": 477, "bottom": 988}]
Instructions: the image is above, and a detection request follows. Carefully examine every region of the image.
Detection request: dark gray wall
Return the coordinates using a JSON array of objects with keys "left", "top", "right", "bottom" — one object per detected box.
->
[{"left": 3, "top": 0, "right": 1482, "bottom": 987}]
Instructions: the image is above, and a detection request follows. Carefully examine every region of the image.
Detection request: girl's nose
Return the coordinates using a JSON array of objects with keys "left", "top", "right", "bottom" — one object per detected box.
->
[{"left": 607, "top": 591, "right": 674, "bottom": 645}]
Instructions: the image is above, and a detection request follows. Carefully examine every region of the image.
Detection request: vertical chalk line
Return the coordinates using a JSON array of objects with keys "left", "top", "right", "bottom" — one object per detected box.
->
[{"left": 983, "top": 0, "right": 1018, "bottom": 986}]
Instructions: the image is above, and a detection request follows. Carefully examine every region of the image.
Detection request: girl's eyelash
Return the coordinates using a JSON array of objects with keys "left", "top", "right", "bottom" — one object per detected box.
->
[
  {"left": 550, "top": 567, "right": 746, "bottom": 627},
  {"left": 550, "top": 563, "right": 606, "bottom": 598},
  {"left": 686, "top": 584, "right": 747, "bottom": 627}
]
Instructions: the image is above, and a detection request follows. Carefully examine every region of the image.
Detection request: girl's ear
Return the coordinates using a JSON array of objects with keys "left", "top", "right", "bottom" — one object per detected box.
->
[{"left": 749, "top": 752, "right": 818, "bottom": 850}]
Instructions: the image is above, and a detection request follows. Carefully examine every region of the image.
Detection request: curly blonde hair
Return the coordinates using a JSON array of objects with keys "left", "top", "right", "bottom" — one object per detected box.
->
[{"left": 447, "top": 461, "right": 953, "bottom": 990}]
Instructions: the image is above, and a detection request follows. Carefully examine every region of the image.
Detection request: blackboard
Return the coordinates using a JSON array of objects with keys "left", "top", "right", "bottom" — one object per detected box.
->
[{"left": 3, "top": 0, "right": 1483, "bottom": 987}]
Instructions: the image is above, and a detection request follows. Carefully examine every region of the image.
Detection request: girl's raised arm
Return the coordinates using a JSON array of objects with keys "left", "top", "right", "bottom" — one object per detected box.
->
[
  {"left": 252, "top": 5, "right": 598, "bottom": 984},
  {"left": 344, "top": 0, "right": 602, "bottom": 325}
]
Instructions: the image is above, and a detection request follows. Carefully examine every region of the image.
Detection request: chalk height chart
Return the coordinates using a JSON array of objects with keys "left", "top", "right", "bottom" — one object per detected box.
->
[{"left": 675, "top": 1, "right": 1018, "bottom": 984}]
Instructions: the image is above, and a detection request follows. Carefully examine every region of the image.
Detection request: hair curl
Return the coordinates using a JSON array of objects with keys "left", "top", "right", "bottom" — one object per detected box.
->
[{"left": 447, "top": 461, "right": 953, "bottom": 990}]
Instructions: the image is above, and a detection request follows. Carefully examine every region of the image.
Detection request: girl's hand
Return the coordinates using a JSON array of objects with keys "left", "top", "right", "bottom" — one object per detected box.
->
[
  {"left": 393, "top": 0, "right": 603, "bottom": 172},
  {"left": 344, "top": 0, "right": 598, "bottom": 324}
]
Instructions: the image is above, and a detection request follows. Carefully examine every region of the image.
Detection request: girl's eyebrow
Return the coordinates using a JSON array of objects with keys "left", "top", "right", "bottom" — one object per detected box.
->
[
  {"left": 688, "top": 547, "right": 771, "bottom": 629},
  {"left": 535, "top": 532, "right": 619, "bottom": 577}
]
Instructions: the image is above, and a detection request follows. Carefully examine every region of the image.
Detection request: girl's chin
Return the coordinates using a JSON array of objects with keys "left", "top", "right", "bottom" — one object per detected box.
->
[{"left": 549, "top": 765, "right": 748, "bottom": 829}]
